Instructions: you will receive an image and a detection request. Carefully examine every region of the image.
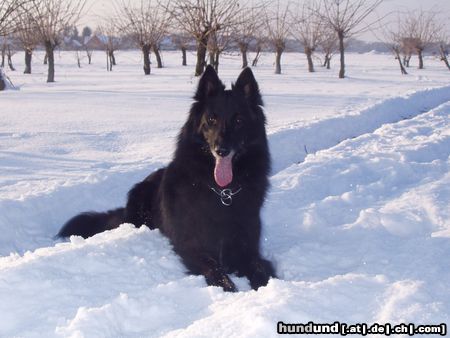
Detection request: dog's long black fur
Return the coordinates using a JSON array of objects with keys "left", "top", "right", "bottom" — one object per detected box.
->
[{"left": 58, "top": 66, "right": 276, "bottom": 292}]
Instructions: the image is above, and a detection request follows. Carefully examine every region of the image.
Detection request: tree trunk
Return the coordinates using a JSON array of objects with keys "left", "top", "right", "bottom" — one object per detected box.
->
[
  {"left": 305, "top": 47, "right": 314, "bottom": 72},
  {"left": 442, "top": 56, "right": 450, "bottom": 71},
  {"left": 108, "top": 50, "right": 114, "bottom": 71},
  {"left": 106, "top": 50, "right": 110, "bottom": 71},
  {"left": 240, "top": 44, "right": 248, "bottom": 68},
  {"left": 403, "top": 54, "right": 411, "bottom": 67},
  {"left": 181, "top": 47, "right": 187, "bottom": 66},
  {"left": 440, "top": 45, "right": 450, "bottom": 71},
  {"left": 214, "top": 51, "right": 219, "bottom": 72},
  {"left": 76, "top": 51, "right": 81, "bottom": 68},
  {"left": 142, "top": 44, "right": 151, "bottom": 75},
  {"left": 209, "top": 51, "right": 214, "bottom": 66},
  {"left": 1, "top": 48, "right": 4, "bottom": 68},
  {"left": 7, "top": 47, "right": 15, "bottom": 71},
  {"left": 45, "top": 41, "right": 55, "bottom": 83},
  {"left": 394, "top": 49, "right": 408, "bottom": 75},
  {"left": 195, "top": 34, "right": 208, "bottom": 76},
  {"left": 252, "top": 46, "right": 261, "bottom": 67},
  {"left": 275, "top": 47, "right": 283, "bottom": 74},
  {"left": 24, "top": 49, "right": 32, "bottom": 74},
  {"left": 418, "top": 49, "right": 424, "bottom": 69},
  {"left": 86, "top": 49, "right": 92, "bottom": 64},
  {"left": 153, "top": 46, "right": 163, "bottom": 68},
  {"left": 0, "top": 69, "right": 5, "bottom": 91},
  {"left": 44, "top": 52, "right": 48, "bottom": 65},
  {"left": 323, "top": 53, "right": 332, "bottom": 69},
  {"left": 338, "top": 31, "right": 345, "bottom": 78},
  {"left": 110, "top": 51, "right": 116, "bottom": 66}
]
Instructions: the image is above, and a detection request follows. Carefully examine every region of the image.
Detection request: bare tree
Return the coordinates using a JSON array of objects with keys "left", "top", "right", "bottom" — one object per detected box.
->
[
  {"left": 167, "top": 0, "right": 241, "bottom": 76},
  {"left": 318, "top": 26, "right": 338, "bottom": 69},
  {"left": 96, "top": 20, "right": 122, "bottom": 71},
  {"left": 290, "top": 0, "right": 324, "bottom": 73},
  {"left": 153, "top": 44, "right": 163, "bottom": 69},
  {"left": 318, "top": 0, "right": 383, "bottom": 78},
  {"left": 1, "top": 35, "right": 16, "bottom": 70},
  {"left": 172, "top": 32, "right": 191, "bottom": 66},
  {"left": 116, "top": 0, "right": 170, "bottom": 75},
  {"left": 207, "top": 20, "right": 234, "bottom": 72},
  {"left": 28, "top": 0, "right": 85, "bottom": 82},
  {"left": 15, "top": 2, "right": 40, "bottom": 73},
  {"left": 233, "top": 3, "right": 264, "bottom": 69},
  {"left": 381, "top": 14, "right": 408, "bottom": 75},
  {"left": 437, "top": 33, "right": 450, "bottom": 71},
  {"left": 400, "top": 10, "right": 443, "bottom": 69},
  {"left": 0, "top": 67, "right": 4, "bottom": 90},
  {"left": 80, "top": 25, "right": 93, "bottom": 64},
  {"left": 265, "top": 0, "right": 290, "bottom": 74},
  {"left": 251, "top": 35, "right": 267, "bottom": 67},
  {"left": 400, "top": 37, "right": 413, "bottom": 67},
  {"left": 1, "top": 36, "right": 7, "bottom": 67},
  {"left": 73, "top": 45, "right": 83, "bottom": 68},
  {"left": 84, "top": 45, "right": 93, "bottom": 64}
]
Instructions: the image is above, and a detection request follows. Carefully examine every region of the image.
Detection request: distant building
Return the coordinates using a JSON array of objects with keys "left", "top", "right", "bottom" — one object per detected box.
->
[{"left": 84, "top": 35, "right": 105, "bottom": 50}]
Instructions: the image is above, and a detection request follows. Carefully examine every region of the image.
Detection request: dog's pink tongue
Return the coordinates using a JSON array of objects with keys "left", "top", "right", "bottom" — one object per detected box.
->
[{"left": 214, "top": 154, "right": 233, "bottom": 187}]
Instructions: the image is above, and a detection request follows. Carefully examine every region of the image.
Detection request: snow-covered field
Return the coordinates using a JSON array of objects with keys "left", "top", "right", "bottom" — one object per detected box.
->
[{"left": 1, "top": 51, "right": 449, "bottom": 337}]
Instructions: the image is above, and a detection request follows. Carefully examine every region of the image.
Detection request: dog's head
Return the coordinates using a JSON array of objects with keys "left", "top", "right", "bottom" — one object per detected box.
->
[{"left": 185, "top": 65, "right": 266, "bottom": 188}]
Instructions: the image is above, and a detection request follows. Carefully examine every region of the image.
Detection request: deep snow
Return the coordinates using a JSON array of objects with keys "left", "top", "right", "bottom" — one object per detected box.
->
[{"left": 0, "top": 51, "right": 449, "bottom": 337}]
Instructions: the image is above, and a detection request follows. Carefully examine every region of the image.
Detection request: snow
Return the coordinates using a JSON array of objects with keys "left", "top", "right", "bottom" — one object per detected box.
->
[{"left": 1, "top": 51, "right": 449, "bottom": 337}]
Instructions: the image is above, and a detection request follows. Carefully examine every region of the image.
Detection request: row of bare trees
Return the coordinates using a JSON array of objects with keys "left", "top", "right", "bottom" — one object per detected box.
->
[
  {"left": 167, "top": 0, "right": 336, "bottom": 76},
  {"left": 2, "top": 0, "right": 449, "bottom": 89},
  {"left": 169, "top": 0, "right": 385, "bottom": 77},
  {"left": 384, "top": 10, "right": 449, "bottom": 75},
  {"left": 253, "top": 0, "right": 448, "bottom": 77},
  {"left": 0, "top": 0, "right": 85, "bottom": 84}
]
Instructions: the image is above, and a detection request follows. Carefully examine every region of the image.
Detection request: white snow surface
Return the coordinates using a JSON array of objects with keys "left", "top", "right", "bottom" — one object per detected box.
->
[{"left": 1, "top": 51, "right": 449, "bottom": 337}]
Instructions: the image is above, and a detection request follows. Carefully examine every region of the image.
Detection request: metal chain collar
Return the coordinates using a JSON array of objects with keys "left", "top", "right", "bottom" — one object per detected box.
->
[{"left": 210, "top": 186, "right": 242, "bottom": 206}]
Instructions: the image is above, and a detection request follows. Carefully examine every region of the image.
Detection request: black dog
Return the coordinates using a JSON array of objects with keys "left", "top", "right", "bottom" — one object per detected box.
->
[{"left": 58, "top": 66, "right": 276, "bottom": 292}]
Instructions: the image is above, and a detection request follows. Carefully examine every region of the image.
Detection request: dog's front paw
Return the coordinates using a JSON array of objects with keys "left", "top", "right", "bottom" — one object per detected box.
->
[
  {"left": 205, "top": 268, "right": 237, "bottom": 292},
  {"left": 249, "top": 258, "right": 276, "bottom": 290}
]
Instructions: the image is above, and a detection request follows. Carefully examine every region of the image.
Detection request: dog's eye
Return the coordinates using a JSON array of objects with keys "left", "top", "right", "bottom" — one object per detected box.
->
[
  {"left": 235, "top": 116, "right": 244, "bottom": 126},
  {"left": 207, "top": 116, "right": 217, "bottom": 125}
]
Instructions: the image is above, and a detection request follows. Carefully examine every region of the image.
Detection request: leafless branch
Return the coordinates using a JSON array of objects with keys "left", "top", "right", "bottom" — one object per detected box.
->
[{"left": 0, "top": 0, "right": 27, "bottom": 36}]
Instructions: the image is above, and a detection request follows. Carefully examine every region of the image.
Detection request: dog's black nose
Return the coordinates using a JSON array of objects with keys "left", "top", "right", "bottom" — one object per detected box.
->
[{"left": 216, "top": 147, "right": 231, "bottom": 157}]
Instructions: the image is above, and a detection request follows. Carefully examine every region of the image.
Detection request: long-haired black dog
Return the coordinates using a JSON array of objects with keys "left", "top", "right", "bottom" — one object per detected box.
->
[{"left": 58, "top": 66, "right": 276, "bottom": 292}]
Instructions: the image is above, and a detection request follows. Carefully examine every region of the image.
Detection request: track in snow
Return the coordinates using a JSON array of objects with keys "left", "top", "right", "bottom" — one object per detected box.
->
[{"left": 269, "top": 85, "right": 450, "bottom": 172}]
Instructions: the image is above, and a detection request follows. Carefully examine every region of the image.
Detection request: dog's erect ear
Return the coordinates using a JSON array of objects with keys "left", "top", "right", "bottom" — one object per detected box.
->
[
  {"left": 234, "top": 67, "right": 263, "bottom": 106},
  {"left": 194, "top": 65, "right": 225, "bottom": 101}
]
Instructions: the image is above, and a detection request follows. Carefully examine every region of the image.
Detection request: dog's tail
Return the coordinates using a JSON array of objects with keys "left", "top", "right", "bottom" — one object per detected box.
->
[{"left": 57, "top": 207, "right": 126, "bottom": 239}]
